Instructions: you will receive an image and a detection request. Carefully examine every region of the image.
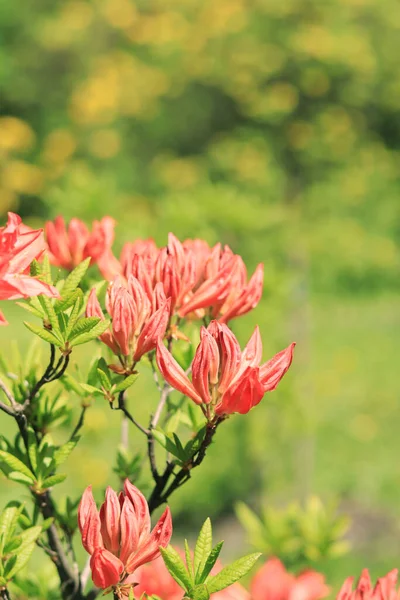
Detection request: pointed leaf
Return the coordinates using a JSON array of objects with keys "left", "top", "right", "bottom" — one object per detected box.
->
[
  {"left": 41, "top": 474, "right": 67, "bottom": 489},
  {"left": 24, "top": 322, "right": 63, "bottom": 347},
  {"left": 5, "top": 542, "right": 36, "bottom": 579},
  {"left": 194, "top": 519, "right": 213, "bottom": 577},
  {"left": 53, "top": 438, "right": 79, "bottom": 468},
  {"left": 114, "top": 374, "right": 139, "bottom": 393},
  {"left": 60, "top": 257, "right": 91, "bottom": 298},
  {"left": 159, "top": 546, "right": 193, "bottom": 592},
  {"left": 206, "top": 553, "right": 261, "bottom": 593},
  {"left": 0, "top": 451, "right": 35, "bottom": 482},
  {"left": 69, "top": 319, "right": 110, "bottom": 346},
  {"left": 197, "top": 541, "right": 224, "bottom": 584}
]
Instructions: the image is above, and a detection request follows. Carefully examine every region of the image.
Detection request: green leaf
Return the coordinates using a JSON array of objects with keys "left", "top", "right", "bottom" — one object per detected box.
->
[
  {"left": 80, "top": 383, "right": 102, "bottom": 395},
  {"left": 152, "top": 430, "right": 185, "bottom": 463},
  {"left": 97, "top": 368, "right": 111, "bottom": 391},
  {"left": 0, "top": 506, "right": 20, "bottom": 541},
  {"left": 68, "top": 317, "right": 101, "bottom": 340},
  {"left": 53, "top": 438, "right": 79, "bottom": 467},
  {"left": 8, "top": 472, "right": 35, "bottom": 485},
  {"left": 5, "top": 542, "right": 36, "bottom": 579},
  {"left": 60, "top": 257, "right": 91, "bottom": 298},
  {"left": 114, "top": 374, "right": 139, "bottom": 393},
  {"left": 0, "top": 451, "right": 35, "bottom": 483},
  {"left": 194, "top": 519, "right": 213, "bottom": 577},
  {"left": 24, "top": 322, "right": 63, "bottom": 347},
  {"left": 159, "top": 546, "right": 193, "bottom": 592},
  {"left": 41, "top": 474, "right": 67, "bottom": 489},
  {"left": 185, "top": 539, "right": 194, "bottom": 580},
  {"left": 27, "top": 428, "right": 38, "bottom": 475},
  {"left": 69, "top": 319, "right": 110, "bottom": 346},
  {"left": 41, "top": 296, "right": 59, "bottom": 332},
  {"left": 54, "top": 288, "right": 83, "bottom": 315},
  {"left": 191, "top": 584, "right": 210, "bottom": 600},
  {"left": 16, "top": 302, "right": 44, "bottom": 319},
  {"left": 19, "top": 526, "right": 42, "bottom": 550},
  {"left": 61, "top": 373, "right": 85, "bottom": 397},
  {"left": 206, "top": 553, "right": 261, "bottom": 593},
  {"left": 197, "top": 541, "right": 224, "bottom": 584},
  {"left": 64, "top": 293, "right": 85, "bottom": 338}
]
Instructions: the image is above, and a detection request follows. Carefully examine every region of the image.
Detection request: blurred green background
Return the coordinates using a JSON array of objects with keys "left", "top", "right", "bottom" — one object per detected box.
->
[{"left": 1, "top": 0, "right": 400, "bottom": 593}]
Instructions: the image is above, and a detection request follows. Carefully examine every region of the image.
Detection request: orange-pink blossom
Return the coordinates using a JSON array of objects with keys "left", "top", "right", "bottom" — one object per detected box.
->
[
  {"left": 98, "top": 233, "right": 264, "bottom": 323},
  {"left": 78, "top": 480, "right": 172, "bottom": 590},
  {"left": 86, "top": 276, "right": 170, "bottom": 365},
  {"left": 45, "top": 215, "right": 115, "bottom": 271},
  {"left": 337, "top": 569, "right": 399, "bottom": 600},
  {"left": 156, "top": 320, "right": 295, "bottom": 416},
  {"left": 0, "top": 212, "right": 59, "bottom": 325},
  {"left": 251, "top": 558, "right": 329, "bottom": 600}
]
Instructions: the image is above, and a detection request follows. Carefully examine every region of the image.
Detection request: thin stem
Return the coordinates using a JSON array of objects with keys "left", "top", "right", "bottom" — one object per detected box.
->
[
  {"left": 0, "top": 378, "right": 17, "bottom": 410},
  {"left": 27, "top": 344, "right": 56, "bottom": 402},
  {"left": 116, "top": 392, "right": 148, "bottom": 436},
  {"left": 0, "top": 588, "right": 11, "bottom": 600},
  {"left": 70, "top": 406, "right": 87, "bottom": 440}
]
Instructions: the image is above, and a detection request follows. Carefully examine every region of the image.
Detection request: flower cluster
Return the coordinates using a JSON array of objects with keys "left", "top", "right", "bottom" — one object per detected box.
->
[
  {"left": 78, "top": 479, "right": 172, "bottom": 592},
  {"left": 0, "top": 212, "right": 59, "bottom": 325},
  {"left": 157, "top": 320, "right": 295, "bottom": 416},
  {"left": 91, "top": 231, "right": 264, "bottom": 323},
  {"left": 337, "top": 569, "right": 399, "bottom": 600}
]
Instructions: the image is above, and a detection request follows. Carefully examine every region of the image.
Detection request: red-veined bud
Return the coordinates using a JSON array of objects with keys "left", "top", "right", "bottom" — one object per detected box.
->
[
  {"left": 86, "top": 288, "right": 119, "bottom": 354},
  {"left": 192, "top": 328, "right": 220, "bottom": 403},
  {"left": 219, "top": 263, "right": 264, "bottom": 323},
  {"left": 78, "top": 486, "right": 103, "bottom": 554},
  {"left": 259, "top": 343, "right": 296, "bottom": 391},
  {"left": 123, "top": 480, "right": 151, "bottom": 539},
  {"left": 99, "top": 487, "right": 121, "bottom": 555},
  {"left": 125, "top": 507, "right": 172, "bottom": 574},
  {"left": 90, "top": 547, "right": 124, "bottom": 589},
  {"left": 156, "top": 340, "right": 203, "bottom": 405},
  {"left": 213, "top": 322, "right": 241, "bottom": 395},
  {"left": 127, "top": 275, "right": 151, "bottom": 333},
  {"left": 119, "top": 497, "right": 140, "bottom": 565},
  {"left": 134, "top": 298, "right": 171, "bottom": 361},
  {"left": 110, "top": 285, "right": 136, "bottom": 356}
]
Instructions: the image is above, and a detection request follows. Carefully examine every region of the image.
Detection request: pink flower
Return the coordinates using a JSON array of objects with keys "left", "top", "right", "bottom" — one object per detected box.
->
[
  {"left": 337, "top": 569, "right": 399, "bottom": 600},
  {"left": 45, "top": 215, "right": 115, "bottom": 271},
  {"left": 78, "top": 480, "right": 172, "bottom": 590},
  {"left": 156, "top": 321, "right": 295, "bottom": 416},
  {"left": 98, "top": 234, "right": 264, "bottom": 323},
  {"left": 86, "top": 276, "right": 170, "bottom": 366},
  {"left": 251, "top": 559, "right": 329, "bottom": 600},
  {"left": 0, "top": 212, "right": 59, "bottom": 325},
  {"left": 179, "top": 244, "right": 264, "bottom": 323}
]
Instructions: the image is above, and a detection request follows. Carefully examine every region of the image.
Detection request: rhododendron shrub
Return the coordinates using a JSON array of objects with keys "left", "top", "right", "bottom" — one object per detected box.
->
[{"left": 0, "top": 213, "right": 383, "bottom": 600}]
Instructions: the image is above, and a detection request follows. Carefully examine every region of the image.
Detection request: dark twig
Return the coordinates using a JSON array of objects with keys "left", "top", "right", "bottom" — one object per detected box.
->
[
  {"left": 147, "top": 417, "right": 223, "bottom": 514},
  {"left": 70, "top": 406, "right": 87, "bottom": 440},
  {"left": 0, "top": 588, "right": 11, "bottom": 600},
  {"left": 116, "top": 392, "right": 148, "bottom": 436}
]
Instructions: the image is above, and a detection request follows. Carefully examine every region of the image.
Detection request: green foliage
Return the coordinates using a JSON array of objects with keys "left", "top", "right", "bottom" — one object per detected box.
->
[
  {"left": 236, "top": 496, "right": 350, "bottom": 570},
  {"left": 0, "top": 504, "right": 43, "bottom": 587},
  {"left": 160, "top": 518, "right": 261, "bottom": 600}
]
